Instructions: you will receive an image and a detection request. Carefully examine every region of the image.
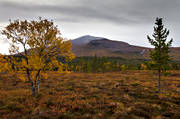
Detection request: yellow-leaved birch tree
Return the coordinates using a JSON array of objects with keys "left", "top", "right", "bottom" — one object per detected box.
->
[{"left": 2, "top": 18, "right": 75, "bottom": 95}]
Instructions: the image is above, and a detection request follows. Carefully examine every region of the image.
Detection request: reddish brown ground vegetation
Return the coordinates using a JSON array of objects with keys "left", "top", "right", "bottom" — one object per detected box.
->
[{"left": 0, "top": 71, "right": 180, "bottom": 119}]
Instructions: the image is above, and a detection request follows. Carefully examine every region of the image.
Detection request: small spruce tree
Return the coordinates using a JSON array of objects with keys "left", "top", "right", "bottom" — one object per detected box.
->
[{"left": 147, "top": 17, "right": 173, "bottom": 93}]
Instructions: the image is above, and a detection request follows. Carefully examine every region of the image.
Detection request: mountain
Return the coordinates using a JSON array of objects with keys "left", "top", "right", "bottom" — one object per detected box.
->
[
  {"left": 71, "top": 35, "right": 149, "bottom": 59},
  {"left": 71, "top": 35, "right": 180, "bottom": 61}
]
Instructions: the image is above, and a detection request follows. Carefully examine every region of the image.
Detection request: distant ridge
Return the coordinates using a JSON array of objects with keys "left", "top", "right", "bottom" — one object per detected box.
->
[{"left": 71, "top": 35, "right": 180, "bottom": 60}]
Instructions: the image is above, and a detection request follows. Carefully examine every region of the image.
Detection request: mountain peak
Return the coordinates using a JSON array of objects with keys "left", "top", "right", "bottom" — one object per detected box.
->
[
  {"left": 78, "top": 35, "right": 100, "bottom": 39},
  {"left": 71, "top": 35, "right": 107, "bottom": 45}
]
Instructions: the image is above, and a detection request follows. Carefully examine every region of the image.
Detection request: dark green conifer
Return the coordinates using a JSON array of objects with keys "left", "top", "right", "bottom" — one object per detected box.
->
[{"left": 147, "top": 17, "right": 173, "bottom": 93}]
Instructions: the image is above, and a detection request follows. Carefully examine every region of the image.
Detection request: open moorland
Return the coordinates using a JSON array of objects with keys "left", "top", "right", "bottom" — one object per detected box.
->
[{"left": 0, "top": 71, "right": 180, "bottom": 119}]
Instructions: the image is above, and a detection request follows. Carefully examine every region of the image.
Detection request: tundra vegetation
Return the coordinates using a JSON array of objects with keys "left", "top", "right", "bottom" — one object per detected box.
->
[{"left": 0, "top": 71, "right": 180, "bottom": 118}]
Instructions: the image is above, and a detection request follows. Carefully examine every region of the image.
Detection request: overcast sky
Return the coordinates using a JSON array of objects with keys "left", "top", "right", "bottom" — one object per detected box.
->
[{"left": 0, "top": 0, "right": 180, "bottom": 54}]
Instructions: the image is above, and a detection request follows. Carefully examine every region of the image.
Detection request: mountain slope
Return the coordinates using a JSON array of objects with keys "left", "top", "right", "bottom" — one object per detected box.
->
[
  {"left": 71, "top": 35, "right": 149, "bottom": 59},
  {"left": 71, "top": 35, "right": 180, "bottom": 60}
]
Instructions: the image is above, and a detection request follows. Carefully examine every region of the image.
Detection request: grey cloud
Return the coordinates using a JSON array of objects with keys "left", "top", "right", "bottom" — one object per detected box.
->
[
  {"left": 77, "top": 0, "right": 180, "bottom": 22},
  {"left": 0, "top": 1, "right": 138, "bottom": 24},
  {"left": 1, "top": 0, "right": 180, "bottom": 25}
]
